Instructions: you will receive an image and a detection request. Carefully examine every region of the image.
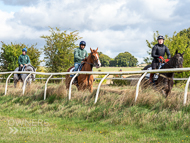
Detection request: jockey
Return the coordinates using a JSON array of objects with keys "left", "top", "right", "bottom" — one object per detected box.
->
[
  {"left": 73, "top": 41, "right": 88, "bottom": 72},
  {"left": 18, "top": 47, "right": 31, "bottom": 72},
  {"left": 149, "top": 35, "right": 171, "bottom": 82}
]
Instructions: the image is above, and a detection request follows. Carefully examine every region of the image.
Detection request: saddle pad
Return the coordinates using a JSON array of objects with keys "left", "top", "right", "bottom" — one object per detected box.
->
[
  {"left": 69, "top": 64, "right": 84, "bottom": 72},
  {"left": 69, "top": 67, "right": 75, "bottom": 72}
]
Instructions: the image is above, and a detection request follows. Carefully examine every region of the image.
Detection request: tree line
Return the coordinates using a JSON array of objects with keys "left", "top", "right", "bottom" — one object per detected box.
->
[
  {"left": 99, "top": 52, "right": 138, "bottom": 67},
  {"left": 0, "top": 27, "right": 138, "bottom": 73}
]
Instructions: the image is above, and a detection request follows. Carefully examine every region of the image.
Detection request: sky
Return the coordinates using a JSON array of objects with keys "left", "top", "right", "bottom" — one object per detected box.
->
[{"left": 0, "top": 0, "right": 190, "bottom": 64}]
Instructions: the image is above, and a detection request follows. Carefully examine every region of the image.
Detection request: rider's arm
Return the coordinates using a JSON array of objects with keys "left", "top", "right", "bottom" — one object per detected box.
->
[
  {"left": 151, "top": 46, "right": 159, "bottom": 58},
  {"left": 74, "top": 49, "right": 83, "bottom": 60},
  {"left": 165, "top": 46, "right": 171, "bottom": 59},
  {"left": 26, "top": 55, "right": 30, "bottom": 64}
]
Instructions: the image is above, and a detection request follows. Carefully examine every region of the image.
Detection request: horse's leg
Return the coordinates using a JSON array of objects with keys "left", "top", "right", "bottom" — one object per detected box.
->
[
  {"left": 166, "top": 80, "right": 172, "bottom": 97},
  {"left": 88, "top": 76, "right": 94, "bottom": 93},
  {"left": 14, "top": 80, "right": 17, "bottom": 88}
]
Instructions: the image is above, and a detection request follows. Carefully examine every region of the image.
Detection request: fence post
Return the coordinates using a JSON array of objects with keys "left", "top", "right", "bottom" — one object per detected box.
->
[
  {"left": 94, "top": 73, "right": 109, "bottom": 104},
  {"left": 69, "top": 73, "right": 79, "bottom": 100},
  {"left": 23, "top": 73, "right": 32, "bottom": 95},
  {"left": 4, "top": 73, "right": 13, "bottom": 95},
  {"left": 135, "top": 72, "right": 147, "bottom": 102},
  {"left": 183, "top": 76, "right": 190, "bottom": 105},
  {"left": 44, "top": 74, "right": 53, "bottom": 100}
]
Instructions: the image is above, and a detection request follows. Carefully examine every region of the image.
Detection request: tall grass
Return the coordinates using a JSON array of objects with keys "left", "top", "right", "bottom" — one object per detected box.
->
[{"left": 0, "top": 81, "right": 190, "bottom": 134}]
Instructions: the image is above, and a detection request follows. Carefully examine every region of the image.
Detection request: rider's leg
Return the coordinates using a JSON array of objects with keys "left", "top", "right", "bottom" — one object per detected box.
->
[
  {"left": 74, "top": 63, "right": 80, "bottom": 71},
  {"left": 149, "top": 60, "right": 157, "bottom": 83},
  {"left": 18, "top": 66, "right": 23, "bottom": 79},
  {"left": 71, "top": 63, "right": 81, "bottom": 82}
]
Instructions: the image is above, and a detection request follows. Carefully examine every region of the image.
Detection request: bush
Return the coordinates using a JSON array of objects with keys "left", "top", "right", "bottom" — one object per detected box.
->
[
  {"left": 95, "top": 75, "right": 107, "bottom": 84},
  {"left": 111, "top": 75, "right": 131, "bottom": 86}
]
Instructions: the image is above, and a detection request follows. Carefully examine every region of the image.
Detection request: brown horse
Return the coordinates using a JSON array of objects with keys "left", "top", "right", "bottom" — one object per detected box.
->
[
  {"left": 142, "top": 50, "right": 184, "bottom": 97},
  {"left": 65, "top": 48, "right": 101, "bottom": 92}
]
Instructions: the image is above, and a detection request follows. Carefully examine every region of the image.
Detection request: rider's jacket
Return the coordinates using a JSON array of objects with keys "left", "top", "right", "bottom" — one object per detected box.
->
[
  {"left": 18, "top": 54, "right": 30, "bottom": 66},
  {"left": 74, "top": 47, "right": 88, "bottom": 63},
  {"left": 151, "top": 44, "right": 171, "bottom": 62}
]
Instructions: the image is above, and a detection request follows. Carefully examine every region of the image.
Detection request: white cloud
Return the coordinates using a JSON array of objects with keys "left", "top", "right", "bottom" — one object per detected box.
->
[{"left": 0, "top": 0, "right": 190, "bottom": 64}]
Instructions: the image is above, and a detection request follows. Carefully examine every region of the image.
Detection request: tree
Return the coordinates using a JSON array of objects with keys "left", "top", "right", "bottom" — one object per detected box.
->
[
  {"left": 98, "top": 52, "right": 112, "bottom": 67},
  {"left": 0, "top": 42, "right": 41, "bottom": 72},
  {"left": 144, "top": 30, "right": 190, "bottom": 78},
  {"left": 114, "top": 52, "right": 138, "bottom": 67},
  {"left": 41, "top": 27, "right": 81, "bottom": 72}
]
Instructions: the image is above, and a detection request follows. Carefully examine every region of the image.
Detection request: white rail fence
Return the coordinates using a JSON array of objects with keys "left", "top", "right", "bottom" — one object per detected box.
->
[{"left": 0, "top": 68, "right": 190, "bottom": 105}]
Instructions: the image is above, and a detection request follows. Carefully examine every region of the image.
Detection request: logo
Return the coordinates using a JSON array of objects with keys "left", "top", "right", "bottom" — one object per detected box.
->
[
  {"left": 7, "top": 119, "right": 49, "bottom": 135},
  {"left": 26, "top": 57, "right": 27, "bottom": 59}
]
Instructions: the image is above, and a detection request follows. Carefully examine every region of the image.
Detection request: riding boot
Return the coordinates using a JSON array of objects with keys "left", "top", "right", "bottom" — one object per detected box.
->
[{"left": 149, "top": 73, "right": 154, "bottom": 83}]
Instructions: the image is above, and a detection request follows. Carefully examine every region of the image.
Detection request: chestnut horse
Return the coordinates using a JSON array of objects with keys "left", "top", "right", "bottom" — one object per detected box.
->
[{"left": 65, "top": 48, "right": 101, "bottom": 92}]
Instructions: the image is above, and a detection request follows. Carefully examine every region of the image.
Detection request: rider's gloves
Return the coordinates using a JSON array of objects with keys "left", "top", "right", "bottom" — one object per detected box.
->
[
  {"left": 159, "top": 56, "right": 164, "bottom": 59},
  {"left": 165, "top": 59, "right": 169, "bottom": 63}
]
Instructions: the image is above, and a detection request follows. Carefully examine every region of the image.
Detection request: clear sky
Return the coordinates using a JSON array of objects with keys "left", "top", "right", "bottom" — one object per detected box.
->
[{"left": 0, "top": 0, "right": 190, "bottom": 64}]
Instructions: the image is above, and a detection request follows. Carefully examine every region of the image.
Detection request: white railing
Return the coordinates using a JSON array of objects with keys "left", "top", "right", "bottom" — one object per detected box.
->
[{"left": 0, "top": 67, "right": 190, "bottom": 105}]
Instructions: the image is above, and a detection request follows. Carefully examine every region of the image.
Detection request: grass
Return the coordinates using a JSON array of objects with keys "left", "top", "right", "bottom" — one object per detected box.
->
[{"left": 0, "top": 82, "right": 190, "bottom": 142}]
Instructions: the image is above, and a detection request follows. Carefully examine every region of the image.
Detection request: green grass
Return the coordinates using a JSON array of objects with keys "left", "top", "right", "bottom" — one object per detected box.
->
[
  {"left": 0, "top": 83, "right": 190, "bottom": 142},
  {"left": 93, "top": 67, "right": 142, "bottom": 72}
]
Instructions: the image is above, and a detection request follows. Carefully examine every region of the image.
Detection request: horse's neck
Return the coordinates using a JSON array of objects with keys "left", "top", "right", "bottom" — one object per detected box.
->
[{"left": 82, "top": 57, "right": 93, "bottom": 71}]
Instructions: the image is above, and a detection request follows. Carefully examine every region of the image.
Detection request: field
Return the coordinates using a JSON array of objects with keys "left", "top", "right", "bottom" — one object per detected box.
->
[
  {"left": 0, "top": 81, "right": 190, "bottom": 142},
  {"left": 93, "top": 67, "right": 142, "bottom": 72}
]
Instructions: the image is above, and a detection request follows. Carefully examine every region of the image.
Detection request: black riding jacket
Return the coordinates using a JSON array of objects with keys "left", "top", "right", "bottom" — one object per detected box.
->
[{"left": 151, "top": 44, "right": 171, "bottom": 61}]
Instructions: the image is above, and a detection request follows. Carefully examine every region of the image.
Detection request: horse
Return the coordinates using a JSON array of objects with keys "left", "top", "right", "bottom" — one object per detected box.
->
[
  {"left": 142, "top": 50, "right": 184, "bottom": 97},
  {"left": 65, "top": 48, "right": 101, "bottom": 93},
  {"left": 14, "top": 64, "right": 36, "bottom": 88}
]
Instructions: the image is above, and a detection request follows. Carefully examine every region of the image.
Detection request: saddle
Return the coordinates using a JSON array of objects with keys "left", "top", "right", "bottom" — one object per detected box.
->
[{"left": 146, "top": 63, "right": 165, "bottom": 81}]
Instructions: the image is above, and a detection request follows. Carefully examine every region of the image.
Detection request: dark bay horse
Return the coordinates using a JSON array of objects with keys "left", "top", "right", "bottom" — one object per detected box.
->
[
  {"left": 142, "top": 50, "right": 184, "bottom": 97},
  {"left": 66, "top": 48, "right": 101, "bottom": 92}
]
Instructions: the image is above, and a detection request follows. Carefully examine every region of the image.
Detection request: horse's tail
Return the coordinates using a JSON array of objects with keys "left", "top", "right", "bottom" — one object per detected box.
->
[{"left": 142, "top": 64, "right": 151, "bottom": 70}]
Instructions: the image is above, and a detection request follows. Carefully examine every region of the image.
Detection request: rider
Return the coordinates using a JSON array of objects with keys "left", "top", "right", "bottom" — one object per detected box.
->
[
  {"left": 18, "top": 47, "right": 31, "bottom": 72},
  {"left": 149, "top": 35, "right": 171, "bottom": 82},
  {"left": 73, "top": 41, "right": 88, "bottom": 72}
]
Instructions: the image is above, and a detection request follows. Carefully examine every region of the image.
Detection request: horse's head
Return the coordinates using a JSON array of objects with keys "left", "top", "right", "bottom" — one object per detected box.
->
[
  {"left": 25, "top": 66, "right": 36, "bottom": 81},
  {"left": 173, "top": 50, "right": 184, "bottom": 68},
  {"left": 90, "top": 48, "right": 101, "bottom": 68}
]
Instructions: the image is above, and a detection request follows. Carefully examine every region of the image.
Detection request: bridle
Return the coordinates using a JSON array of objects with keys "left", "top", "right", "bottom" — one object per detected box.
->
[{"left": 83, "top": 52, "right": 99, "bottom": 69}]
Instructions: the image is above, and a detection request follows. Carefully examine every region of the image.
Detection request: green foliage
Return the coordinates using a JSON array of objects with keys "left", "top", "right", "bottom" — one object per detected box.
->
[
  {"left": 112, "top": 52, "right": 138, "bottom": 67},
  {"left": 98, "top": 52, "right": 112, "bottom": 67},
  {"left": 0, "top": 42, "right": 41, "bottom": 72},
  {"left": 41, "top": 27, "right": 81, "bottom": 72},
  {"left": 144, "top": 29, "right": 190, "bottom": 78},
  {"left": 95, "top": 75, "right": 107, "bottom": 84}
]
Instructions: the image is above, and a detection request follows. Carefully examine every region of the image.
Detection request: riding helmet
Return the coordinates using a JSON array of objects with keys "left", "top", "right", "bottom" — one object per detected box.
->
[
  {"left": 157, "top": 35, "right": 165, "bottom": 40},
  {"left": 79, "top": 41, "right": 86, "bottom": 46},
  {"left": 22, "top": 47, "right": 27, "bottom": 52}
]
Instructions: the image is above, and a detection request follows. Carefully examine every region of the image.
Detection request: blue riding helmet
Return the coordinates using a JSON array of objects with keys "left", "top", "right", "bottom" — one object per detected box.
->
[
  {"left": 22, "top": 47, "right": 27, "bottom": 52},
  {"left": 79, "top": 41, "right": 86, "bottom": 46}
]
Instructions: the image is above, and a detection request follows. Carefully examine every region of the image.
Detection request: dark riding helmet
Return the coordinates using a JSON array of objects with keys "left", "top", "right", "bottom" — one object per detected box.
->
[
  {"left": 79, "top": 41, "right": 86, "bottom": 46},
  {"left": 157, "top": 35, "right": 165, "bottom": 40}
]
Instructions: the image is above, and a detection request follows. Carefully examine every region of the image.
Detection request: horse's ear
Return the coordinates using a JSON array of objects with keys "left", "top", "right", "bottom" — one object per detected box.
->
[
  {"left": 90, "top": 48, "right": 93, "bottom": 52},
  {"left": 175, "top": 50, "right": 178, "bottom": 54},
  {"left": 96, "top": 47, "right": 98, "bottom": 52},
  {"left": 182, "top": 52, "right": 184, "bottom": 56}
]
